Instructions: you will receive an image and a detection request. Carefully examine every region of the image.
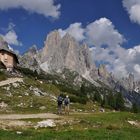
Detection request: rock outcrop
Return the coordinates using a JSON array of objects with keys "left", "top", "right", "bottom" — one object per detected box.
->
[
  {"left": 19, "top": 45, "right": 41, "bottom": 72},
  {"left": 98, "top": 64, "right": 110, "bottom": 79},
  {"left": 40, "top": 31, "right": 97, "bottom": 82},
  {"left": 0, "top": 36, "right": 9, "bottom": 50}
]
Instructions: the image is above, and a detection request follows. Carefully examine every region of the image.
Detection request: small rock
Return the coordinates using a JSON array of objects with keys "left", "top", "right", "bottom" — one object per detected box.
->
[
  {"left": 0, "top": 102, "right": 8, "bottom": 109},
  {"left": 3, "top": 86, "right": 10, "bottom": 91},
  {"left": 12, "top": 83, "right": 19, "bottom": 88},
  {"left": 18, "top": 96, "right": 22, "bottom": 98},
  {"left": 24, "top": 92, "right": 29, "bottom": 96},
  {"left": 39, "top": 106, "right": 46, "bottom": 110},
  {"left": 127, "top": 120, "right": 139, "bottom": 127},
  {"left": 35, "top": 119, "right": 56, "bottom": 129},
  {"left": 100, "top": 108, "right": 105, "bottom": 112},
  {"left": 16, "top": 131, "right": 22, "bottom": 135}
]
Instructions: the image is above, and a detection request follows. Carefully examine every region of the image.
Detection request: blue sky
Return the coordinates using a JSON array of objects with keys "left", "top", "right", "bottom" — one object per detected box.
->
[{"left": 0, "top": 0, "right": 140, "bottom": 78}]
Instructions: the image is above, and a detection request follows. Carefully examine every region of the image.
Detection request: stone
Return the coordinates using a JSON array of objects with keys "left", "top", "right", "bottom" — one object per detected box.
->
[
  {"left": 35, "top": 119, "right": 56, "bottom": 129},
  {"left": 16, "top": 131, "right": 22, "bottom": 135},
  {"left": 0, "top": 102, "right": 8, "bottom": 109},
  {"left": 39, "top": 106, "right": 46, "bottom": 110},
  {"left": 12, "top": 83, "right": 19, "bottom": 88}
]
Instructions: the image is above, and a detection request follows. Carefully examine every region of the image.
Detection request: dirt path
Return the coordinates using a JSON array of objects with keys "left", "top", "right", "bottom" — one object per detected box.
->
[
  {"left": 0, "top": 78, "right": 23, "bottom": 87},
  {"left": 0, "top": 113, "right": 59, "bottom": 120}
]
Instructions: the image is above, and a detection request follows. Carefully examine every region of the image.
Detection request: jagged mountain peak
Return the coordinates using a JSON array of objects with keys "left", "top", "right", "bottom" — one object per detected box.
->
[
  {"left": 98, "top": 64, "right": 110, "bottom": 79},
  {"left": 0, "top": 36, "right": 9, "bottom": 50},
  {"left": 45, "top": 30, "right": 61, "bottom": 47},
  {"left": 28, "top": 45, "right": 38, "bottom": 54}
]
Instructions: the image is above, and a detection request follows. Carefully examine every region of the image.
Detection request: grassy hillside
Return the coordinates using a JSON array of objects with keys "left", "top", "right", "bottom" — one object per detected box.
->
[
  {"left": 0, "top": 76, "right": 103, "bottom": 114},
  {"left": 0, "top": 68, "right": 138, "bottom": 114}
]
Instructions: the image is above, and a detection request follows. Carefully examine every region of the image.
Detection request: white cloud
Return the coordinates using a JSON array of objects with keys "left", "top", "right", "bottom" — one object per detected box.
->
[
  {"left": 123, "top": 0, "right": 140, "bottom": 25},
  {"left": 134, "top": 64, "right": 140, "bottom": 74},
  {"left": 2, "top": 30, "right": 22, "bottom": 46},
  {"left": 0, "top": 0, "right": 61, "bottom": 18},
  {"left": 58, "top": 23, "right": 85, "bottom": 41},
  {"left": 58, "top": 18, "right": 124, "bottom": 47},
  {"left": 85, "top": 18, "right": 125, "bottom": 47},
  {"left": 1, "top": 23, "right": 22, "bottom": 46}
]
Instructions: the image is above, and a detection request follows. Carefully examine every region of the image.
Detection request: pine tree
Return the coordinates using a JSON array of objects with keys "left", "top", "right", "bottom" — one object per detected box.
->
[
  {"left": 101, "top": 94, "right": 108, "bottom": 107},
  {"left": 80, "top": 83, "right": 86, "bottom": 95},
  {"left": 108, "top": 93, "right": 116, "bottom": 109},
  {"left": 115, "top": 92, "right": 125, "bottom": 110},
  {"left": 132, "top": 103, "right": 139, "bottom": 113},
  {"left": 94, "top": 92, "right": 102, "bottom": 103}
]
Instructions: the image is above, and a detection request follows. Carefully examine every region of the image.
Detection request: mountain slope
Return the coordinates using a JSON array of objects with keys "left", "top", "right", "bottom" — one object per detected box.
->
[{"left": 19, "top": 30, "right": 140, "bottom": 108}]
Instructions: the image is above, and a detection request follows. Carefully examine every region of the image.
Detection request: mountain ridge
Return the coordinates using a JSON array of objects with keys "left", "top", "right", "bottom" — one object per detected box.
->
[{"left": 19, "top": 30, "right": 140, "bottom": 107}]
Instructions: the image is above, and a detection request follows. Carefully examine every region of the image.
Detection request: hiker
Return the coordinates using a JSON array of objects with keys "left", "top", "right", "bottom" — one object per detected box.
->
[
  {"left": 57, "top": 94, "right": 63, "bottom": 114},
  {"left": 64, "top": 95, "right": 70, "bottom": 115}
]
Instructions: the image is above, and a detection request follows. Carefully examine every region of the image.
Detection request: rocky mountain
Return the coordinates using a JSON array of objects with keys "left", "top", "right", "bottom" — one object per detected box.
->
[
  {"left": 19, "top": 45, "right": 41, "bottom": 72},
  {"left": 0, "top": 36, "right": 10, "bottom": 50},
  {"left": 19, "top": 30, "right": 140, "bottom": 107},
  {"left": 39, "top": 31, "right": 98, "bottom": 78}
]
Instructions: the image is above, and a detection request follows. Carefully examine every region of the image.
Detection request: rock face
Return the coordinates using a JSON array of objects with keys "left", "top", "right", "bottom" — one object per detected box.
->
[
  {"left": 0, "top": 36, "right": 9, "bottom": 50},
  {"left": 120, "top": 73, "right": 135, "bottom": 92},
  {"left": 40, "top": 31, "right": 98, "bottom": 81},
  {"left": 19, "top": 45, "right": 41, "bottom": 72},
  {"left": 98, "top": 64, "right": 110, "bottom": 79}
]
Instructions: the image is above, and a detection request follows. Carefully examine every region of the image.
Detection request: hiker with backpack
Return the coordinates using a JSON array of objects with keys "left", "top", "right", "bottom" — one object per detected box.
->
[
  {"left": 64, "top": 95, "right": 70, "bottom": 115},
  {"left": 57, "top": 94, "right": 63, "bottom": 115}
]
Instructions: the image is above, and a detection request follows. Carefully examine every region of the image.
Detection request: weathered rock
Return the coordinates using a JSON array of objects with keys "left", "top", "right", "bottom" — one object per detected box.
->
[
  {"left": 19, "top": 45, "right": 41, "bottom": 73},
  {"left": 39, "top": 106, "right": 46, "bottom": 110},
  {"left": 98, "top": 64, "right": 110, "bottom": 79},
  {"left": 35, "top": 119, "right": 56, "bottom": 129},
  {"left": 0, "top": 102, "right": 8, "bottom": 109},
  {"left": 40, "top": 31, "right": 97, "bottom": 84}
]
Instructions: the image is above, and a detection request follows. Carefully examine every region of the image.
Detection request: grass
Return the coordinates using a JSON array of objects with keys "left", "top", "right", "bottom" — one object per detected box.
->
[
  {"left": 0, "top": 77, "right": 102, "bottom": 114},
  {"left": 0, "top": 112, "right": 140, "bottom": 140}
]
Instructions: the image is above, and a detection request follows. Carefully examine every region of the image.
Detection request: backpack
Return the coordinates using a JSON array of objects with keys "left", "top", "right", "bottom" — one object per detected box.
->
[
  {"left": 64, "top": 98, "right": 69, "bottom": 105},
  {"left": 58, "top": 96, "right": 63, "bottom": 105}
]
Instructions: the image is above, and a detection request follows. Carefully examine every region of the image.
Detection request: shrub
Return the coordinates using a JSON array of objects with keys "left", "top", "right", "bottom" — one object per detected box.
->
[
  {"left": 0, "top": 71, "right": 7, "bottom": 81},
  {"left": 132, "top": 103, "right": 139, "bottom": 113},
  {"left": 17, "top": 67, "right": 38, "bottom": 77},
  {"left": 70, "top": 95, "right": 87, "bottom": 104},
  {"left": 115, "top": 92, "right": 125, "bottom": 111}
]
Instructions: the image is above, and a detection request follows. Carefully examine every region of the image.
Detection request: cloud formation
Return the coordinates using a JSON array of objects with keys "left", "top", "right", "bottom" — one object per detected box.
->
[
  {"left": 123, "top": 0, "right": 140, "bottom": 25},
  {"left": 58, "top": 17, "right": 140, "bottom": 79},
  {"left": 58, "top": 23, "right": 85, "bottom": 42},
  {"left": 0, "top": 0, "right": 61, "bottom": 18},
  {"left": 85, "top": 18, "right": 125, "bottom": 47},
  {"left": 2, "top": 30, "right": 22, "bottom": 46},
  {"left": 1, "top": 23, "right": 22, "bottom": 46}
]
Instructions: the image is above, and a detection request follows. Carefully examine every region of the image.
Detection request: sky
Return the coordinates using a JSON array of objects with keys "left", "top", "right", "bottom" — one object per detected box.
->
[{"left": 0, "top": 0, "right": 140, "bottom": 79}]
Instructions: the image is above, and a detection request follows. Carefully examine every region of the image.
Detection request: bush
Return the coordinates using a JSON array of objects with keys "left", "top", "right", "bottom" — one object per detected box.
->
[
  {"left": 115, "top": 92, "right": 125, "bottom": 111},
  {"left": 0, "top": 71, "right": 7, "bottom": 81},
  {"left": 132, "top": 103, "right": 139, "bottom": 113},
  {"left": 70, "top": 95, "right": 87, "bottom": 104},
  {"left": 17, "top": 67, "right": 38, "bottom": 77}
]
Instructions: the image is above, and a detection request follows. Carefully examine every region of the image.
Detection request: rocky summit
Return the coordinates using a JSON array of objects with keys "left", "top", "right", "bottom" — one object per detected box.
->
[
  {"left": 19, "top": 30, "right": 140, "bottom": 107},
  {"left": 21, "top": 30, "right": 98, "bottom": 82},
  {"left": 40, "top": 31, "right": 97, "bottom": 78}
]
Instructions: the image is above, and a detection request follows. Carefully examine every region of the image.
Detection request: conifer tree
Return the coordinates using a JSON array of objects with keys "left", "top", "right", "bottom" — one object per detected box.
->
[
  {"left": 132, "top": 103, "right": 139, "bottom": 113},
  {"left": 115, "top": 92, "right": 125, "bottom": 110},
  {"left": 108, "top": 93, "right": 116, "bottom": 108}
]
